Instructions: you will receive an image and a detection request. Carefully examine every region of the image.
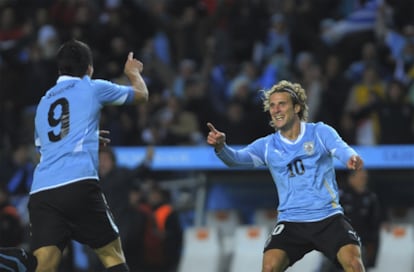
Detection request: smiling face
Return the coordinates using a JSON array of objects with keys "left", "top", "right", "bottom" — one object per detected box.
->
[
  {"left": 262, "top": 80, "right": 309, "bottom": 133},
  {"left": 269, "top": 91, "right": 300, "bottom": 132}
]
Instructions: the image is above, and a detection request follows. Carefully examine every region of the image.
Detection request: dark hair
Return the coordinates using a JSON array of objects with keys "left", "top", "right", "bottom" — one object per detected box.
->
[{"left": 56, "top": 39, "right": 93, "bottom": 77}]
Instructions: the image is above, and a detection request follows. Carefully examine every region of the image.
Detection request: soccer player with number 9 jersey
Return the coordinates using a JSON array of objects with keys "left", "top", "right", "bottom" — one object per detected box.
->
[{"left": 0, "top": 39, "right": 148, "bottom": 272}]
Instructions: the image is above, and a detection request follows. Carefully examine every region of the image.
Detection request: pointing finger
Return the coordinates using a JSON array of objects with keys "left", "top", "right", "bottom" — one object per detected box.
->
[
  {"left": 128, "top": 52, "right": 133, "bottom": 60},
  {"left": 207, "top": 122, "right": 218, "bottom": 133}
]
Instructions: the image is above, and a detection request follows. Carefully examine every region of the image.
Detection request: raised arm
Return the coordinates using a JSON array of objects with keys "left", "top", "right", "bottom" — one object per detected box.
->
[{"left": 124, "top": 52, "right": 149, "bottom": 103}]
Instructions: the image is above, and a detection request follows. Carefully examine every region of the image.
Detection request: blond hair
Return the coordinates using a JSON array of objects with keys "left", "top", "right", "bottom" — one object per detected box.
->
[{"left": 262, "top": 80, "right": 308, "bottom": 128}]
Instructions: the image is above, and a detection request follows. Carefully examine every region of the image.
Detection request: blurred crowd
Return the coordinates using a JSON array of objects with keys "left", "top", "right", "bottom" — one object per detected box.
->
[{"left": 1, "top": 0, "right": 414, "bottom": 155}]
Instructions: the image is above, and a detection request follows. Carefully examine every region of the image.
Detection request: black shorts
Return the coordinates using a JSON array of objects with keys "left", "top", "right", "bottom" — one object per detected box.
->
[
  {"left": 264, "top": 214, "right": 361, "bottom": 267},
  {"left": 28, "top": 179, "right": 119, "bottom": 251}
]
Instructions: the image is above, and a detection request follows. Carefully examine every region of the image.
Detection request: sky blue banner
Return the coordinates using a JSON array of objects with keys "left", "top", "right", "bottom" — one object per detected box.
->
[{"left": 113, "top": 145, "right": 414, "bottom": 170}]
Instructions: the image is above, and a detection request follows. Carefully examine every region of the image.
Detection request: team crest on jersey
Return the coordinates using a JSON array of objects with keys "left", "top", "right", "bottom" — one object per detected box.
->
[{"left": 303, "top": 141, "right": 314, "bottom": 155}]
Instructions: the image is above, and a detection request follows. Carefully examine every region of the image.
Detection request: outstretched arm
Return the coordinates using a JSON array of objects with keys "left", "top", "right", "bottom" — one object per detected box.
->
[{"left": 206, "top": 122, "right": 265, "bottom": 168}]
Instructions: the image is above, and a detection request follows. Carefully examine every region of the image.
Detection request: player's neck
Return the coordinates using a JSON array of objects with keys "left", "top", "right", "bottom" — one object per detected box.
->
[{"left": 280, "top": 120, "right": 301, "bottom": 141}]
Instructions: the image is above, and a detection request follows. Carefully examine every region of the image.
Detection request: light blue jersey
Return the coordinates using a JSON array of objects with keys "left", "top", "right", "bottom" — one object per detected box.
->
[
  {"left": 216, "top": 122, "right": 358, "bottom": 222},
  {"left": 32, "top": 75, "right": 135, "bottom": 194}
]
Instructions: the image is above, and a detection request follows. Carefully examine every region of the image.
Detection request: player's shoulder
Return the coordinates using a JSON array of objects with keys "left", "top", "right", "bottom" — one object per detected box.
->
[
  {"left": 88, "top": 77, "right": 115, "bottom": 88},
  {"left": 88, "top": 78, "right": 124, "bottom": 96},
  {"left": 259, "top": 132, "right": 276, "bottom": 144},
  {"left": 307, "top": 121, "right": 336, "bottom": 133},
  {"left": 304, "top": 122, "right": 342, "bottom": 142},
  {"left": 306, "top": 121, "right": 329, "bottom": 129},
  {"left": 263, "top": 133, "right": 275, "bottom": 141},
  {"left": 89, "top": 78, "right": 110, "bottom": 84}
]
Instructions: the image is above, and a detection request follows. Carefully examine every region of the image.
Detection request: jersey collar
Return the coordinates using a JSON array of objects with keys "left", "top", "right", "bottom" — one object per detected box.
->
[
  {"left": 278, "top": 122, "right": 306, "bottom": 144},
  {"left": 56, "top": 75, "right": 82, "bottom": 83}
]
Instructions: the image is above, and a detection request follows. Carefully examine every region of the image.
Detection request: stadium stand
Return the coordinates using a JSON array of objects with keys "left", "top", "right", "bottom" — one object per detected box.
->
[
  {"left": 253, "top": 208, "right": 278, "bottom": 231},
  {"left": 178, "top": 227, "right": 223, "bottom": 272},
  {"left": 205, "top": 209, "right": 242, "bottom": 254},
  {"left": 370, "top": 224, "right": 414, "bottom": 272},
  {"left": 229, "top": 225, "right": 269, "bottom": 272}
]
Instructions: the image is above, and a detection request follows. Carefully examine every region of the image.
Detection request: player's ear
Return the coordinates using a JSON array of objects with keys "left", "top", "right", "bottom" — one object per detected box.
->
[
  {"left": 294, "top": 104, "right": 301, "bottom": 114},
  {"left": 86, "top": 65, "right": 94, "bottom": 77}
]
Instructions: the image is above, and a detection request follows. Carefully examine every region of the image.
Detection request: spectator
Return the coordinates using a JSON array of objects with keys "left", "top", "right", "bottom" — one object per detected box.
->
[
  {"left": 182, "top": 75, "right": 220, "bottom": 136},
  {"left": 157, "top": 96, "right": 203, "bottom": 145},
  {"left": 341, "top": 169, "right": 384, "bottom": 269},
  {"left": 0, "top": 143, "right": 35, "bottom": 225},
  {"left": 226, "top": 0, "right": 267, "bottom": 61},
  {"left": 0, "top": 6, "right": 32, "bottom": 66},
  {"left": 342, "top": 65, "right": 386, "bottom": 145},
  {"left": 142, "top": 183, "right": 183, "bottom": 272},
  {"left": 99, "top": 145, "right": 154, "bottom": 224},
  {"left": 319, "top": 54, "right": 353, "bottom": 137},
  {"left": 352, "top": 79, "right": 414, "bottom": 144},
  {"left": 115, "top": 182, "right": 152, "bottom": 272},
  {"left": 299, "top": 62, "right": 323, "bottom": 122},
  {"left": 320, "top": 0, "right": 380, "bottom": 46},
  {"left": 255, "top": 12, "right": 292, "bottom": 65},
  {"left": 0, "top": 185, "right": 24, "bottom": 247},
  {"left": 319, "top": 169, "right": 384, "bottom": 271},
  {"left": 215, "top": 100, "right": 256, "bottom": 145},
  {"left": 171, "top": 59, "right": 197, "bottom": 99},
  {"left": 345, "top": 41, "right": 390, "bottom": 83}
]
